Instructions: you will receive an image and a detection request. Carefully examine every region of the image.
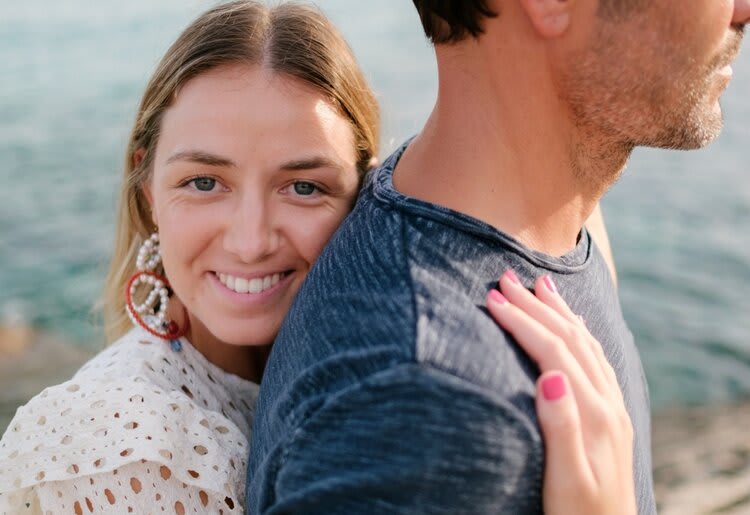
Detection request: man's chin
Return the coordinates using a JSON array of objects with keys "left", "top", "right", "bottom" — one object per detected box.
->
[
  {"left": 680, "top": 119, "right": 724, "bottom": 150},
  {"left": 640, "top": 112, "right": 723, "bottom": 151}
]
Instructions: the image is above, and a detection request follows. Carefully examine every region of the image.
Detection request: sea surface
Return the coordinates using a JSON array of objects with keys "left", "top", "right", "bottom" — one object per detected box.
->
[{"left": 1, "top": 1, "right": 749, "bottom": 409}]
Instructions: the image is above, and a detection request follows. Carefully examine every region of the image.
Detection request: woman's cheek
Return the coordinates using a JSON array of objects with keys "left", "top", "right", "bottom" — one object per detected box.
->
[
  {"left": 158, "top": 202, "right": 222, "bottom": 271},
  {"left": 291, "top": 207, "right": 350, "bottom": 263}
]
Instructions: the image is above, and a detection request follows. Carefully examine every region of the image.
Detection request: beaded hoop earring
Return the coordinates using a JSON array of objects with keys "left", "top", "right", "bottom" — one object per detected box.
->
[{"left": 125, "top": 233, "right": 189, "bottom": 340}]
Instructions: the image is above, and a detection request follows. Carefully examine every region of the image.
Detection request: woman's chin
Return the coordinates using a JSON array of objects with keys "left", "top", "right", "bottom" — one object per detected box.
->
[{"left": 205, "top": 321, "right": 280, "bottom": 348}]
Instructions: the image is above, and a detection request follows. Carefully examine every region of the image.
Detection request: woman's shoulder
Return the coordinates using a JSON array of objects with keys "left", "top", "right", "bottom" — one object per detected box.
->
[
  {"left": 74, "top": 327, "right": 259, "bottom": 413},
  {"left": 0, "top": 327, "right": 251, "bottom": 495},
  {"left": 71, "top": 325, "right": 179, "bottom": 381}
]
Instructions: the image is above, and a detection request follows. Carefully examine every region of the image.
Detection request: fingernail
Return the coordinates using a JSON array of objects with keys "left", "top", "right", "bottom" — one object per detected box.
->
[
  {"left": 577, "top": 314, "right": 586, "bottom": 327},
  {"left": 488, "top": 289, "right": 508, "bottom": 305},
  {"left": 543, "top": 275, "right": 557, "bottom": 294},
  {"left": 505, "top": 269, "right": 520, "bottom": 285},
  {"left": 541, "top": 374, "right": 566, "bottom": 401}
]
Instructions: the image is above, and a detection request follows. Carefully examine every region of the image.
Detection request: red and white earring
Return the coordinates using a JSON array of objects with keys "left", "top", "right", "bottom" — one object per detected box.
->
[{"left": 125, "top": 233, "right": 189, "bottom": 340}]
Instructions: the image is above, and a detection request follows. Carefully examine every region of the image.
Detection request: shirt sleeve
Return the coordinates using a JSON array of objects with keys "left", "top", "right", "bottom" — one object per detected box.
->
[
  {"left": 251, "top": 364, "right": 544, "bottom": 514},
  {"left": 0, "top": 371, "right": 248, "bottom": 514},
  {"left": 25, "top": 460, "right": 240, "bottom": 514}
]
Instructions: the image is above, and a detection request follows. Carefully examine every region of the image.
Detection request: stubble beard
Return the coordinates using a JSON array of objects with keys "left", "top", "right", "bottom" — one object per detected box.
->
[
  {"left": 645, "top": 28, "right": 744, "bottom": 151},
  {"left": 559, "top": 23, "right": 743, "bottom": 192}
]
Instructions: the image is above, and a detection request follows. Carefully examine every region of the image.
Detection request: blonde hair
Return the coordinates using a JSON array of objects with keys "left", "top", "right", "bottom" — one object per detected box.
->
[{"left": 102, "top": 1, "right": 380, "bottom": 342}]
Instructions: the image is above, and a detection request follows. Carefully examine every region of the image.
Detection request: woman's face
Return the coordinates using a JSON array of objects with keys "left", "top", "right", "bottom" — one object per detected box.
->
[{"left": 146, "top": 64, "right": 359, "bottom": 347}]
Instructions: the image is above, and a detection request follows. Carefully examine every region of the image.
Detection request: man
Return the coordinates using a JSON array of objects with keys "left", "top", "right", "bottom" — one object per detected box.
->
[{"left": 247, "top": 0, "right": 749, "bottom": 512}]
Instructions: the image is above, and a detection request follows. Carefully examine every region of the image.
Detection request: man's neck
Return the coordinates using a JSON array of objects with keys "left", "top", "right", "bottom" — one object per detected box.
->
[{"left": 393, "top": 43, "right": 630, "bottom": 257}]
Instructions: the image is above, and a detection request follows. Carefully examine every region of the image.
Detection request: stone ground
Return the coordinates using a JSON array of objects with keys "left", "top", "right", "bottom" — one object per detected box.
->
[
  {"left": 1, "top": 328, "right": 749, "bottom": 514},
  {"left": 652, "top": 402, "right": 750, "bottom": 514},
  {"left": 0, "top": 328, "right": 92, "bottom": 434}
]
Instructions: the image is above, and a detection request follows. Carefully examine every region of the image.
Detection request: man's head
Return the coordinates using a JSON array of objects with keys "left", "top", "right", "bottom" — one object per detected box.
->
[
  {"left": 561, "top": 1, "right": 747, "bottom": 151},
  {"left": 413, "top": 0, "right": 750, "bottom": 153},
  {"left": 411, "top": 0, "right": 497, "bottom": 44},
  {"left": 411, "top": 0, "right": 643, "bottom": 44}
]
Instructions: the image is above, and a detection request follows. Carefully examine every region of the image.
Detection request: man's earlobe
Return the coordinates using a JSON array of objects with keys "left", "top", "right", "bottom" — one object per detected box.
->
[{"left": 520, "top": 0, "right": 572, "bottom": 38}]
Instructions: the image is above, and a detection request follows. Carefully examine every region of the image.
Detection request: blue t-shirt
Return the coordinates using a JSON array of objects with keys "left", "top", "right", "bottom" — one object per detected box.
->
[{"left": 247, "top": 142, "right": 656, "bottom": 514}]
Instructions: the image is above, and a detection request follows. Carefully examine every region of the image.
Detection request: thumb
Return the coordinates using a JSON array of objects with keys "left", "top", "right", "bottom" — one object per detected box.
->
[{"left": 536, "top": 372, "right": 593, "bottom": 489}]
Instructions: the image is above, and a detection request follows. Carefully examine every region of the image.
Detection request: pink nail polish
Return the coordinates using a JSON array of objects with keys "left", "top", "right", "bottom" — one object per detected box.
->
[
  {"left": 488, "top": 289, "right": 508, "bottom": 305},
  {"left": 543, "top": 275, "right": 557, "bottom": 294},
  {"left": 505, "top": 269, "right": 520, "bottom": 285},
  {"left": 541, "top": 374, "right": 566, "bottom": 401}
]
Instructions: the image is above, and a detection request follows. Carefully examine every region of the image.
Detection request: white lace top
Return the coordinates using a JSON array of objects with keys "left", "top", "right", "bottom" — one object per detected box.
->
[{"left": 0, "top": 326, "right": 259, "bottom": 514}]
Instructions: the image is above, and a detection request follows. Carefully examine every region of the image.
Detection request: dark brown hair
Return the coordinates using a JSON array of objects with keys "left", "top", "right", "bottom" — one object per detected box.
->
[
  {"left": 412, "top": 0, "right": 498, "bottom": 44},
  {"left": 413, "top": 0, "right": 645, "bottom": 44}
]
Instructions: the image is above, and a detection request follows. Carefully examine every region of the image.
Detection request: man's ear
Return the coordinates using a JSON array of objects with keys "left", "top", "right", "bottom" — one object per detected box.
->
[
  {"left": 519, "top": 0, "right": 573, "bottom": 38},
  {"left": 134, "top": 148, "right": 158, "bottom": 227}
]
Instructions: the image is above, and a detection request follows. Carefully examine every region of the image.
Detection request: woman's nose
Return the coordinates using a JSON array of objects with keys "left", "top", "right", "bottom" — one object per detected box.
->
[{"left": 223, "top": 201, "right": 280, "bottom": 263}]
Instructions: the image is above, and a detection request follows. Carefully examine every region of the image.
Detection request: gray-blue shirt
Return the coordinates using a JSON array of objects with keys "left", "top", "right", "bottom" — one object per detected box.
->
[{"left": 247, "top": 142, "right": 656, "bottom": 514}]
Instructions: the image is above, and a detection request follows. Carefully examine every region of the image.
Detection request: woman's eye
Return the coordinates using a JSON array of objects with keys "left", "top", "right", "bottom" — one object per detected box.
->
[
  {"left": 293, "top": 181, "right": 318, "bottom": 196},
  {"left": 189, "top": 177, "right": 216, "bottom": 192}
]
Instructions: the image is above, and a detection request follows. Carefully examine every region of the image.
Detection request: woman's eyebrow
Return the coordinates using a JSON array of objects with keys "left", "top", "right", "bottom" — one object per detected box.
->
[
  {"left": 165, "top": 151, "right": 344, "bottom": 172},
  {"left": 280, "top": 156, "right": 343, "bottom": 172},
  {"left": 166, "top": 150, "right": 236, "bottom": 168}
]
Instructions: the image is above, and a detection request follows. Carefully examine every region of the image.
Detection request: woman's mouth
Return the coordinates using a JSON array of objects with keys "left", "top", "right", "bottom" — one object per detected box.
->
[{"left": 215, "top": 271, "right": 292, "bottom": 294}]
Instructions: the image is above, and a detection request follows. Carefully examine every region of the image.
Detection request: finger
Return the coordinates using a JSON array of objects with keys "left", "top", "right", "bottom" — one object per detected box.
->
[
  {"left": 487, "top": 290, "right": 630, "bottom": 463},
  {"left": 499, "top": 271, "right": 586, "bottom": 338},
  {"left": 533, "top": 275, "right": 622, "bottom": 396},
  {"left": 535, "top": 372, "right": 595, "bottom": 497},
  {"left": 498, "top": 271, "right": 609, "bottom": 394},
  {"left": 486, "top": 290, "right": 602, "bottom": 410},
  {"left": 530, "top": 274, "right": 582, "bottom": 326}
]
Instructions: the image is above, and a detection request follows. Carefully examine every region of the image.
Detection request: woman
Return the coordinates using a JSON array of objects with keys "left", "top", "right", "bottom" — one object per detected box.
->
[{"left": 0, "top": 2, "right": 633, "bottom": 513}]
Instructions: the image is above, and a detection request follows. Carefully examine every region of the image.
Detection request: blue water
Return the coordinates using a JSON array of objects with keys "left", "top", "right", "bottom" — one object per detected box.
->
[{"left": 1, "top": 1, "right": 748, "bottom": 408}]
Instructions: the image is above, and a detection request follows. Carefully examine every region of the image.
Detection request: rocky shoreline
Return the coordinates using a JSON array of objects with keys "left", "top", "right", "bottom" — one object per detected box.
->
[
  {"left": 652, "top": 401, "right": 750, "bottom": 514},
  {"left": 2, "top": 330, "right": 749, "bottom": 513},
  {"left": 0, "top": 328, "right": 92, "bottom": 434}
]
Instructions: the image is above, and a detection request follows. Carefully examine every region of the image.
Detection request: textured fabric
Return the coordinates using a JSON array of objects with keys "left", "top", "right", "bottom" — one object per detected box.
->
[
  {"left": 0, "top": 326, "right": 258, "bottom": 514},
  {"left": 248, "top": 141, "right": 657, "bottom": 514}
]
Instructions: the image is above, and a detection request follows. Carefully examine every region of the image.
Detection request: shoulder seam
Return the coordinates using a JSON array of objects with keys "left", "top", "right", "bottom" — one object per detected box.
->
[{"left": 398, "top": 209, "right": 420, "bottom": 365}]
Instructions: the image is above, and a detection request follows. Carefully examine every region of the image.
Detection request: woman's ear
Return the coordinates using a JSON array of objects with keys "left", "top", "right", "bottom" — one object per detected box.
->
[
  {"left": 519, "top": 0, "right": 573, "bottom": 38},
  {"left": 133, "top": 148, "right": 146, "bottom": 170},
  {"left": 142, "top": 183, "right": 157, "bottom": 228},
  {"left": 367, "top": 156, "right": 380, "bottom": 170},
  {"left": 134, "top": 148, "right": 158, "bottom": 227}
]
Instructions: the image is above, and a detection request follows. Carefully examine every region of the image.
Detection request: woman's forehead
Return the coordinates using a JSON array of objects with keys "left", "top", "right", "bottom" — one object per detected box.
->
[{"left": 157, "top": 64, "right": 356, "bottom": 169}]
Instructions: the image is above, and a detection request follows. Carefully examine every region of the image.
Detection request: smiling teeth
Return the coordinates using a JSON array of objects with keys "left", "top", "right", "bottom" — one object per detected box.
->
[{"left": 218, "top": 272, "right": 281, "bottom": 294}]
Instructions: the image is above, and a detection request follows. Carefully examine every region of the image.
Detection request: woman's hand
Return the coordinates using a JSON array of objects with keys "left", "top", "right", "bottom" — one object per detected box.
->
[{"left": 486, "top": 270, "right": 637, "bottom": 515}]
